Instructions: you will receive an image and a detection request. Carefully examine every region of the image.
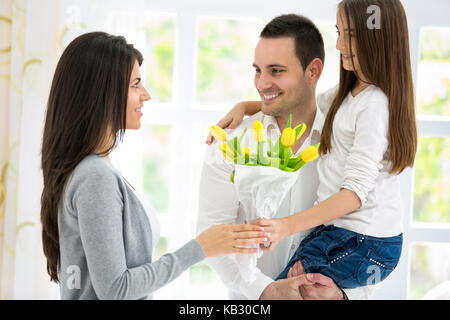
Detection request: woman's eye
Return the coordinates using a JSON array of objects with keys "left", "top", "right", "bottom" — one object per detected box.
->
[{"left": 132, "top": 83, "right": 139, "bottom": 88}]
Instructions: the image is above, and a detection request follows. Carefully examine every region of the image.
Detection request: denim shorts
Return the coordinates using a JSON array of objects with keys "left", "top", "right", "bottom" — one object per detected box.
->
[{"left": 276, "top": 224, "right": 403, "bottom": 289}]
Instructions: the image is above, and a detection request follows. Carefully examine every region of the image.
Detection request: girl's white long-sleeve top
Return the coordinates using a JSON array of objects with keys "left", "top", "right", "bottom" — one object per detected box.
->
[{"left": 316, "top": 85, "right": 403, "bottom": 238}]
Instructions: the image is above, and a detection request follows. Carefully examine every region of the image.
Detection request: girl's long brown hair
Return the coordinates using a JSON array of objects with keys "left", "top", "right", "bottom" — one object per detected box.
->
[
  {"left": 319, "top": 0, "right": 417, "bottom": 174},
  {"left": 41, "top": 32, "right": 143, "bottom": 282}
]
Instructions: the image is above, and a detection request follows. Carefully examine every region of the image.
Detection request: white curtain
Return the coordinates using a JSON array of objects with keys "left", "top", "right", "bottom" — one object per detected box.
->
[
  {"left": 0, "top": 0, "right": 62, "bottom": 299},
  {"left": 0, "top": 0, "right": 145, "bottom": 299}
]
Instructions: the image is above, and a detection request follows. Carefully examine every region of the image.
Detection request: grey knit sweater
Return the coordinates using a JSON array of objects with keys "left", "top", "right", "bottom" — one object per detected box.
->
[{"left": 58, "top": 154, "right": 205, "bottom": 299}]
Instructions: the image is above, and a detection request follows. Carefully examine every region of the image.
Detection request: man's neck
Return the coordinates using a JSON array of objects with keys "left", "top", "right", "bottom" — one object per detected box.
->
[{"left": 275, "top": 98, "right": 317, "bottom": 132}]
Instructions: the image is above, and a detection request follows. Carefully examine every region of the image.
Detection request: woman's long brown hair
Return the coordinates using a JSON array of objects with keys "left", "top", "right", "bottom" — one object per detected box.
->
[
  {"left": 41, "top": 32, "right": 143, "bottom": 282},
  {"left": 319, "top": 0, "right": 417, "bottom": 174}
]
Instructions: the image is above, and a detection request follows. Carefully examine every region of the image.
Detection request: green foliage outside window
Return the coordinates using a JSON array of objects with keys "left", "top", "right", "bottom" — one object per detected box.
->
[
  {"left": 143, "top": 157, "right": 169, "bottom": 213},
  {"left": 143, "top": 126, "right": 171, "bottom": 213},
  {"left": 196, "top": 19, "right": 260, "bottom": 104},
  {"left": 143, "top": 18, "right": 175, "bottom": 102},
  {"left": 418, "top": 28, "right": 450, "bottom": 116},
  {"left": 413, "top": 137, "right": 450, "bottom": 223},
  {"left": 414, "top": 28, "right": 450, "bottom": 224},
  {"left": 420, "top": 28, "right": 450, "bottom": 61}
]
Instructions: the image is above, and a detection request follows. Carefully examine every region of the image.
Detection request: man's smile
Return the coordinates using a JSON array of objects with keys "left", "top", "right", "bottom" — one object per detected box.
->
[{"left": 261, "top": 91, "right": 283, "bottom": 103}]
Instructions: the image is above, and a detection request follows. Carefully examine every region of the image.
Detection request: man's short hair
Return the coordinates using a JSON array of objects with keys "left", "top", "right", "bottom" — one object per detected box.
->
[{"left": 260, "top": 14, "right": 325, "bottom": 71}]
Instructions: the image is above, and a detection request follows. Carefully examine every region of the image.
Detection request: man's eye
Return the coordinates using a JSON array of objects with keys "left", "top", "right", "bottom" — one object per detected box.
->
[
  {"left": 254, "top": 69, "right": 261, "bottom": 74},
  {"left": 272, "top": 69, "right": 283, "bottom": 74}
]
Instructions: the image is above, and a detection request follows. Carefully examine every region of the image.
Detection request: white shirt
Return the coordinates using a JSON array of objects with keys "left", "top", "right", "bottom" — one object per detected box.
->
[
  {"left": 316, "top": 85, "right": 403, "bottom": 237},
  {"left": 131, "top": 189, "right": 160, "bottom": 251},
  {"left": 197, "top": 107, "right": 369, "bottom": 300}
]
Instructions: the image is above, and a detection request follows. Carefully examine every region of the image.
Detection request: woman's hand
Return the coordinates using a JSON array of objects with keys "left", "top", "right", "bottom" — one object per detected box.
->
[
  {"left": 252, "top": 217, "right": 291, "bottom": 251},
  {"left": 205, "top": 102, "right": 247, "bottom": 145},
  {"left": 196, "top": 223, "right": 269, "bottom": 257}
]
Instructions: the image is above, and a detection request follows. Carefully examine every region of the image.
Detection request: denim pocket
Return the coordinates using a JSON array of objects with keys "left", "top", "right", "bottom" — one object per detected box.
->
[
  {"left": 325, "top": 231, "right": 360, "bottom": 261},
  {"left": 355, "top": 248, "right": 399, "bottom": 286}
]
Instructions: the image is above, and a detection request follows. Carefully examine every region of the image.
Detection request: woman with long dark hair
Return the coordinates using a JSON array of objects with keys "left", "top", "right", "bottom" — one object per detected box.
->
[{"left": 41, "top": 32, "right": 269, "bottom": 299}]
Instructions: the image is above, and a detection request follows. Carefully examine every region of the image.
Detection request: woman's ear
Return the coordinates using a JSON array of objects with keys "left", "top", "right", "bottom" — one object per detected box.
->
[{"left": 306, "top": 58, "right": 323, "bottom": 85}]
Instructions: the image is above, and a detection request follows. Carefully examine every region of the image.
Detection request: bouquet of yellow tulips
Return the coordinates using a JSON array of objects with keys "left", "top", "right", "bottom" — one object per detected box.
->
[
  {"left": 209, "top": 114, "right": 319, "bottom": 183},
  {"left": 208, "top": 114, "right": 320, "bottom": 281}
]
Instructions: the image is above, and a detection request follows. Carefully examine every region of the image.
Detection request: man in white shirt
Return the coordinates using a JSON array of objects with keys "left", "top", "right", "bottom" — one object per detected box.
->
[{"left": 197, "top": 14, "right": 369, "bottom": 300}]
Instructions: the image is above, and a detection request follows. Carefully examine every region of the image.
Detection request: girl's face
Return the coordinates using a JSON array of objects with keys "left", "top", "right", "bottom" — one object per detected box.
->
[
  {"left": 335, "top": 8, "right": 362, "bottom": 74},
  {"left": 126, "top": 60, "right": 151, "bottom": 130}
]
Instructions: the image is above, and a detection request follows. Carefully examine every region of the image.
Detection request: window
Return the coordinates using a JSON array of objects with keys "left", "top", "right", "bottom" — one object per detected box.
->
[
  {"left": 142, "top": 16, "right": 176, "bottom": 103},
  {"left": 413, "top": 137, "right": 450, "bottom": 224},
  {"left": 100, "top": 2, "right": 450, "bottom": 300},
  {"left": 406, "top": 27, "right": 450, "bottom": 299},
  {"left": 142, "top": 125, "right": 172, "bottom": 214},
  {"left": 417, "top": 28, "right": 450, "bottom": 117},
  {"left": 316, "top": 23, "right": 340, "bottom": 94},
  {"left": 195, "top": 17, "right": 262, "bottom": 109},
  {"left": 409, "top": 243, "right": 450, "bottom": 299}
]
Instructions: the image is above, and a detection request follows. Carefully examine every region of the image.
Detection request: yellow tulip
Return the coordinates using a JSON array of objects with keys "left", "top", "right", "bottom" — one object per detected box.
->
[
  {"left": 209, "top": 125, "right": 227, "bottom": 142},
  {"left": 219, "top": 143, "right": 233, "bottom": 162},
  {"left": 281, "top": 127, "right": 296, "bottom": 147},
  {"left": 242, "top": 146, "right": 252, "bottom": 155},
  {"left": 300, "top": 146, "right": 319, "bottom": 162},
  {"left": 253, "top": 120, "right": 265, "bottom": 142}
]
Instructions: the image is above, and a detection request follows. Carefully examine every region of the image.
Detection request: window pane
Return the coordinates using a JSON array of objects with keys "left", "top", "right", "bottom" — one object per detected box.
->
[
  {"left": 142, "top": 14, "right": 176, "bottom": 103},
  {"left": 417, "top": 27, "right": 450, "bottom": 116},
  {"left": 142, "top": 125, "right": 171, "bottom": 213},
  {"left": 188, "top": 262, "right": 228, "bottom": 299},
  {"left": 185, "top": 123, "right": 228, "bottom": 299},
  {"left": 110, "top": 12, "right": 176, "bottom": 103},
  {"left": 317, "top": 24, "right": 340, "bottom": 94},
  {"left": 187, "top": 123, "right": 209, "bottom": 217},
  {"left": 196, "top": 17, "right": 262, "bottom": 109},
  {"left": 413, "top": 137, "right": 450, "bottom": 223},
  {"left": 408, "top": 243, "right": 450, "bottom": 299}
]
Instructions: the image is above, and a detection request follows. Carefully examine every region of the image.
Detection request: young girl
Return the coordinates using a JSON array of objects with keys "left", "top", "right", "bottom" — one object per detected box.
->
[{"left": 207, "top": 0, "right": 417, "bottom": 289}]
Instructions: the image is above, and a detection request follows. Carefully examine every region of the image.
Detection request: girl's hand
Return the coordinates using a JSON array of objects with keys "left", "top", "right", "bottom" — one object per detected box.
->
[
  {"left": 205, "top": 102, "right": 247, "bottom": 145},
  {"left": 196, "top": 223, "right": 269, "bottom": 257},
  {"left": 252, "top": 217, "right": 291, "bottom": 251}
]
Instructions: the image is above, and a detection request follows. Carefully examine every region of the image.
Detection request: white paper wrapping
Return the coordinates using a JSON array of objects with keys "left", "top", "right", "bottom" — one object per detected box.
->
[{"left": 233, "top": 164, "right": 301, "bottom": 282}]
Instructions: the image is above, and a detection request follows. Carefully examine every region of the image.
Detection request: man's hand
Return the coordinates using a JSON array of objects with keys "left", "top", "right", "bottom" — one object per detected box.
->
[
  {"left": 259, "top": 275, "right": 315, "bottom": 300},
  {"left": 299, "top": 273, "right": 344, "bottom": 300},
  {"left": 287, "top": 260, "right": 305, "bottom": 278}
]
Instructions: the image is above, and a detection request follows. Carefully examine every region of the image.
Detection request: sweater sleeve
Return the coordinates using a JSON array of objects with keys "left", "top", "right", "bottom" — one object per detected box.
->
[
  {"left": 72, "top": 168, "right": 205, "bottom": 299},
  {"left": 340, "top": 99, "right": 389, "bottom": 207}
]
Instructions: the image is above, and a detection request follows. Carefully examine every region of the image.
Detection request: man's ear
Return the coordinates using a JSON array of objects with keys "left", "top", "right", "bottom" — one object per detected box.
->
[{"left": 306, "top": 58, "right": 323, "bottom": 85}]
